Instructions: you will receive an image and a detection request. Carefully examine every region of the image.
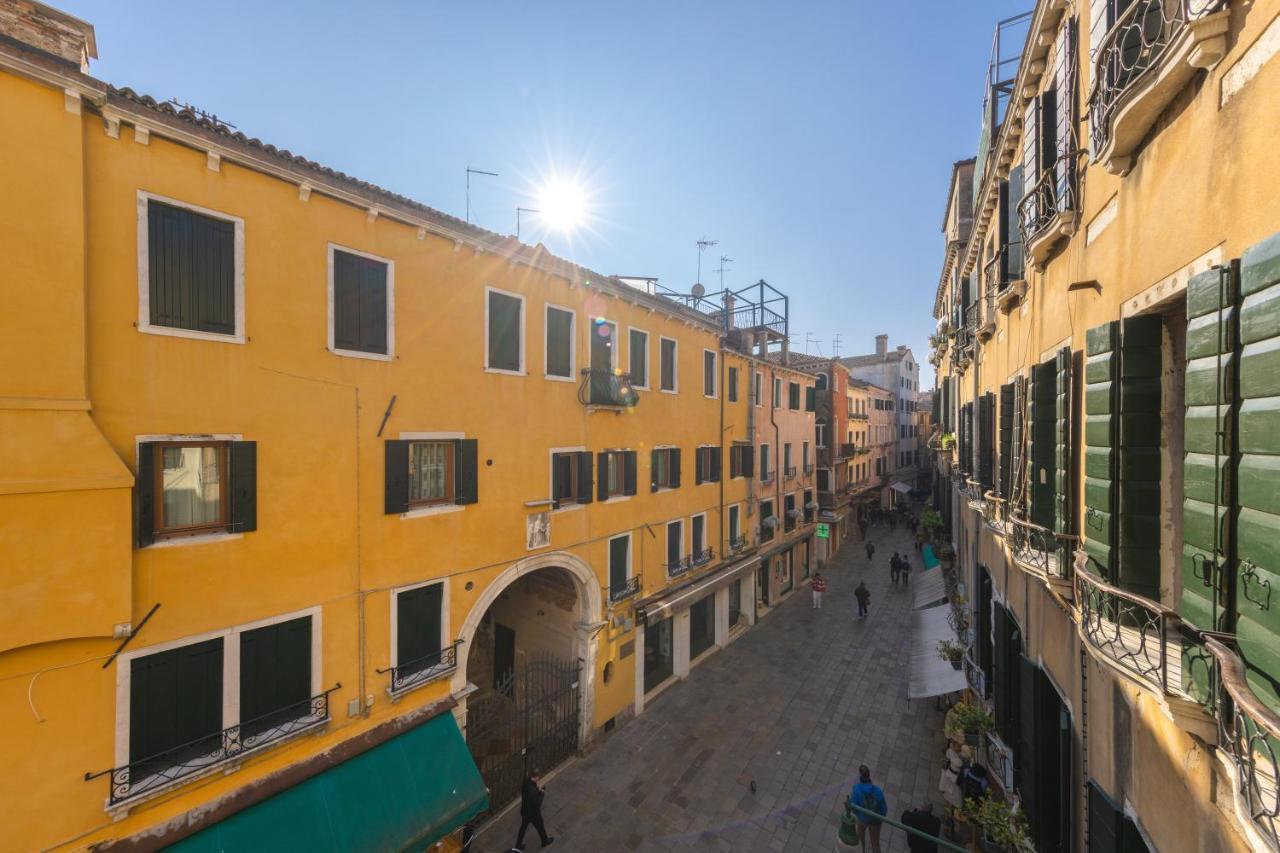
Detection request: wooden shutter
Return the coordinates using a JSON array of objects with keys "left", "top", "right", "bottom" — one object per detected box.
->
[
  {"left": 1031, "top": 359, "right": 1058, "bottom": 529},
  {"left": 695, "top": 447, "right": 705, "bottom": 486},
  {"left": 1236, "top": 233, "right": 1280, "bottom": 715},
  {"left": 999, "top": 383, "right": 1015, "bottom": 499},
  {"left": 1055, "top": 347, "right": 1074, "bottom": 537},
  {"left": 136, "top": 442, "right": 157, "bottom": 548},
  {"left": 147, "top": 200, "right": 236, "bottom": 335},
  {"left": 397, "top": 584, "right": 443, "bottom": 672},
  {"left": 1117, "top": 316, "right": 1163, "bottom": 601},
  {"left": 1007, "top": 166, "right": 1025, "bottom": 281},
  {"left": 650, "top": 449, "right": 660, "bottom": 493},
  {"left": 670, "top": 448, "right": 682, "bottom": 488},
  {"left": 384, "top": 440, "right": 410, "bottom": 514},
  {"left": 229, "top": 440, "right": 257, "bottom": 533},
  {"left": 454, "top": 439, "right": 478, "bottom": 505},
  {"left": 1054, "top": 18, "right": 1076, "bottom": 213},
  {"left": 333, "top": 250, "right": 388, "bottom": 355},
  {"left": 1084, "top": 322, "right": 1119, "bottom": 574},
  {"left": 129, "top": 638, "right": 224, "bottom": 769},
  {"left": 546, "top": 308, "right": 573, "bottom": 378},
  {"left": 1016, "top": 655, "right": 1040, "bottom": 818},
  {"left": 805, "top": 386, "right": 816, "bottom": 412},
  {"left": 710, "top": 447, "right": 722, "bottom": 482},
  {"left": 743, "top": 444, "right": 755, "bottom": 478},
  {"left": 598, "top": 453, "right": 611, "bottom": 501},
  {"left": 623, "top": 451, "right": 637, "bottom": 496},
  {"left": 240, "top": 616, "right": 312, "bottom": 736},
  {"left": 978, "top": 392, "right": 995, "bottom": 491},
  {"left": 576, "top": 451, "right": 593, "bottom": 504},
  {"left": 1022, "top": 100, "right": 1039, "bottom": 233}
]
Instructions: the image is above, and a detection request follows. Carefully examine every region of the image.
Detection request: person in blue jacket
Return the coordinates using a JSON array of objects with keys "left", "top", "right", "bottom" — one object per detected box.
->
[{"left": 848, "top": 764, "right": 888, "bottom": 853}]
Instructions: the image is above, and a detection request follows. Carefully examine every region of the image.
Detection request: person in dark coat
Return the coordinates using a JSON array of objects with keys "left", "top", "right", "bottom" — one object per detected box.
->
[
  {"left": 901, "top": 802, "right": 942, "bottom": 852},
  {"left": 515, "top": 769, "right": 554, "bottom": 850}
]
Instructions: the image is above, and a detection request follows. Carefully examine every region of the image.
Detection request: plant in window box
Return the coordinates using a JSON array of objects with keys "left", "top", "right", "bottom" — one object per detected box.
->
[
  {"left": 960, "top": 795, "right": 1033, "bottom": 853},
  {"left": 944, "top": 701, "right": 994, "bottom": 746},
  {"left": 939, "top": 432, "right": 956, "bottom": 450},
  {"left": 936, "top": 639, "right": 965, "bottom": 670}
]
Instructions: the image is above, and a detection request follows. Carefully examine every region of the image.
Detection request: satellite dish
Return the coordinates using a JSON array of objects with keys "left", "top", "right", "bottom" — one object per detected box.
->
[{"left": 691, "top": 282, "right": 706, "bottom": 297}]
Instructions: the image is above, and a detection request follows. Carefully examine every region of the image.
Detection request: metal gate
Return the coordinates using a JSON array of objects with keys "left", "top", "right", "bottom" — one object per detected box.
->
[{"left": 464, "top": 653, "right": 582, "bottom": 813}]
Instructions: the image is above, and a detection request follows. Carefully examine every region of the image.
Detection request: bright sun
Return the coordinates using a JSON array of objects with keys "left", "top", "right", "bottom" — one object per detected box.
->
[{"left": 536, "top": 179, "right": 588, "bottom": 232}]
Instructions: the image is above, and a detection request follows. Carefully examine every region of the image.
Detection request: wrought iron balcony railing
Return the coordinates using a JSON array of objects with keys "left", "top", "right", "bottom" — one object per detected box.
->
[
  {"left": 1007, "top": 514, "right": 1076, "bottom": 580},
  {"left": 86, "top": 685, "right": 339, "bottom": 807},
  {"left": 579, "top": 369, "right": 640, "bottom": 408},
  {"left": 1089, "top": 0, "right": 1223, "bottom": 156},
  {"left": 1076, "top": 567, "right": 1182, "bottom": 695},
  {"left": 983, "top": 492, "right": 1008, "bottom": 535},
  {"left": 1206, "top": 636, "right": 1280, "bottom": 849},
  {"left": 729, "top": 535, "right": 748, "bottom": 552},
  {"left": 379, "top": 640, "right": 462, "bottom": 694},
  {"left": 804, "top": 462, "right": 814, "bottom": 474},
  {"left": 963, "top": 648, "right": 990, "bottom": 701},
  {"left": 609, "top": 574, "right": 642, "bottom": 603},
  {"left": 667, "top": 556, "right": 692, "bottom": 577},
  {"left": 964, "top": 479, "right": 988, "bottom": 512},
  {"left": 839, "top": 443, "right": 858, "bottom": 458},
  {"left": 784, "top": 465, "right": 797, "bottom": 480},
  {"left": 692, "top": 547, "right": 714, "bottom": 567},
  {"left": 1017, "top": 152, "right": 1078, "bottom": 250},
  {"left": 760, "top": 518, "right": 777, "bottom": 543}
]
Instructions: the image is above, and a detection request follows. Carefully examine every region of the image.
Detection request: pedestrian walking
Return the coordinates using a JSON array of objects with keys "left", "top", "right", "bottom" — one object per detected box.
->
[
  {"left": 811, "top": 573, "right": 827, "bottom": 608},
  {"left": 865, "top": 541, "right": 876, "bottom": 562},
  {"left": 855, "top": 581, "right": 871, "bottom": 618},
  {"left": 900, "top": 802, "right": 942, "bottom": 853},
  {"left": 848, "top": 765, "right": 888, "bottom": 853},
  {"left": 900, "top": 553, "right": 911, "bottom": 586},
  {"left": 890, "top": 553, "right": 901, "bottom": 585},
  {"left": 515, "top": 769, "right": 555, "bottom": 850}
]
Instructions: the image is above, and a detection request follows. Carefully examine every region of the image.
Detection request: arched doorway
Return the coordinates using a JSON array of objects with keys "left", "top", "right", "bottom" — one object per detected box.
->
[{"left": 451, "top": 553, "right": 602, "bottom": 812}]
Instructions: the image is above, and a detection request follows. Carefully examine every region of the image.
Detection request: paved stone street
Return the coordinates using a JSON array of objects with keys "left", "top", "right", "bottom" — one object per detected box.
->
[{"left": 478, "top": 519, "right": 948, "bottom": 852}]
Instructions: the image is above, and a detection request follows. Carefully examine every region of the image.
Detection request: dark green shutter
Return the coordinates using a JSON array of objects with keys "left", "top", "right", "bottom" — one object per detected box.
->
[
  {"left": 240, "top": 616, "right": 312, "bottom": 737},
  {"left": 487, "top": 291, "right": 522, "bottom": 372},
  {"left": 136, "top": 442, "right": 157, "bottom": 548},
  {"left": 397, "top": 584, "right": 443, "bottom": 675},
  {"left": 148, "top": 200, "right": 236, "bottom": 335},
  {"left": 229, "top": 441, "right": 257, "bottom": 533},
  {"left": 805, "top": 386, "right": 816, "bottom": 412},
  {"left": 333, "top": 250, "right": 388, "bottom": 355},
  {"left": 384, "top": 440, "right": 410, "bottom": 514},
  {"left": 1086, "top": 781, "right": 1119, "bottom": 853},
  {"left": 623, "top": 451, "right": 638, "bottom": 496},
  {"left": 978, "top": 392, "right": 995, "bottom": 491},
  {"left": 455, "top": 439, "right": 478, "bottom": 505},
  {"left": 1012, "top": 376, "right": 1027, "bottom": 509},
  {"left": 742, "top": 444, "right": 754, "bottom": 478},
  {"left": 1236, "top": 233, "right": 1280, "bottom": 715},
  {"left": 129, "top": 638, "right": 224, "bottom": 771},
  {"left": 695, "top": 447, "right": 705, "bottom": 486},
  {"left": 1084, "top": 323, "right": 1119, "bottom": 574},
  {"left": 999, "top": 383, "right": 1014, "bottom": 499},
  {"left": 650, "top": 450, "right": 660, "bottom": 492},
  {"left": 576, "top": 451, "right": 593, "bottom": 504},
  {"left": 670, "top": 448, "right": 681, "bottom": 488},
  {"left": 598, "top": 453, "right": 611, "bottom": 501},
  {"left": 1117, "top": 316, "right": 1162, "bottom": 601},
  {"left": 1031, "top": 359, "right": 1057, "bottom": 529},
  {"left": 1055, "top": 347, "right": 1074, "bottom": 537},
  {"left": 1016, "top": 655, "right": 1039, "bottom": 821},
  {"left": 710, "top": 447, "right": 722, "bottom": 482}
]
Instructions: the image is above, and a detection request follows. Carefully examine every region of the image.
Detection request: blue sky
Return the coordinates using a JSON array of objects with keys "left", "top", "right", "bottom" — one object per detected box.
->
[{"left": 64, "top": 0, "right": 1030, "bottom": 385}]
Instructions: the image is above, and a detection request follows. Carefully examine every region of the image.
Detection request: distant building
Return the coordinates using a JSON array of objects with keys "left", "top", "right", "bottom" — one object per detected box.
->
[{"left": 841, "top": 335, "right": 923, "bottom": 498}]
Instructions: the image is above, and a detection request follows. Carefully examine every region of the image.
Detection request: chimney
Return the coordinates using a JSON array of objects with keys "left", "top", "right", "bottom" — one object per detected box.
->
[
  {"left": 875, "top": 334, "right": 888, "bottom": 358},
  {"left": 0, "top": 1, "right": 97, "bottom": 72}
]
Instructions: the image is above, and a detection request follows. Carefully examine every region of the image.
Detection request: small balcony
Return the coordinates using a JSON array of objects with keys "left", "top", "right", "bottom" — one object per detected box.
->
[
  {"left": 1090, "top": 0, "right": 1229, "bottom": 175},
  {"left": 983, "top": 492, "right": 1008, "bottom": 536},
  {"left": 760, "top": 516, "right": 778, "bottom": 543},
  {"left": 803, "top": 462, "right": 814, "bottom": 475},
  {"left": 729, "top": 535, "right": 748, "bottom": 553},
  {"left": 985, "top": 240, "right": 1025, "bottom": 316},
  {"left": 579, "top": 369, "right": 640, "bottom": 409},
  {"left": 760, "top": 469, "right": 775, "bottom": 485},
  {"left": 667, "top": 556, "right": 692, "bottom": 577},
  {"left": 964, "top": 478, "right": 988, "bottom": 513},
  {"left": 380, "top": 640, "right": 463, "bottom": 696},
  {"left": 1007, "top": 514, "right": 1077, "bottom": 588},
  {"left": 784, "top": 508, "right": 801, "bottom": 533},
  {"left": 1076, "top": 566, "right": 1184, "bottom": 696},
  {"left": 1018, "top": 152, "right": 1078, "bottom": 266},
  {"left": 691, "top": 547, "right": 714, "bottom": 567},
  {"left": 784, "top": 465, "right": 797, "bottom": 480},
  {"left": 609, "top": 574, "right": 641, "bottom": 604},
  {"left": 838, "top": 442, "right": 858, "bottom": 459}
]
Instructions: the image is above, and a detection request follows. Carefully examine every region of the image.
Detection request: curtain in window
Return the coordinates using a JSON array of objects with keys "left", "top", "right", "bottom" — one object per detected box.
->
[{"left": 409, "top": 443, "right": 449, "bottom": 502}]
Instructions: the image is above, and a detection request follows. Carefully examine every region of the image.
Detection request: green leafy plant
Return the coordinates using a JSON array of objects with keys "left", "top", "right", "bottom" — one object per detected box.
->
[
  {"left": 961, "top": 796, "right": 1033, "bottom": 851},
  {"left": 949, "top": 701, "right": 994, "bottom": 734},
  {"left": 937, "top": 639, "right": 964, "bottom": 661},
  {"left": 922, "top": 509, "right": 943, "bottom": 532},
  {"left": 940, "top": 432, "right": 956, "bottom": 450}
]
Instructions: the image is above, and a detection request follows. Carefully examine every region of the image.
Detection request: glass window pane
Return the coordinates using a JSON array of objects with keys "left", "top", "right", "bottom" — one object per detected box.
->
[
  {"left": 161, "top": 445, "right": 222, "bottom": 528},
  {"left": 409, "top": 442, "right": 450, "bottom": 502}
]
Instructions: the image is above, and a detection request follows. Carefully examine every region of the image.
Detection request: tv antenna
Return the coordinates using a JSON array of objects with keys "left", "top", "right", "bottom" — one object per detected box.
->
[
  {"left": 466, "top": 167, "right": 499, "bottom": 224},
  {"left": 696, "top": 237, "right": 718, "bottom": 287},
  {"left": 832, "top": 332, "right": 843, "bottom": 358},
  {"left": 713, "top": 255, "right": 733, "bottom": 290},
  {"left": 805, "top": 332, "right": 825, "bottom": 356}
]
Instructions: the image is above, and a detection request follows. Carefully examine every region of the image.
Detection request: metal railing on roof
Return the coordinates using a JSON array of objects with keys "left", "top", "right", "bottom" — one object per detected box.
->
[
  {"left": 974, "top": 11, "right": 1034, "bottom": 205},
  {"left": 641, "top": 278, "right": 789, "bottom": 341}
]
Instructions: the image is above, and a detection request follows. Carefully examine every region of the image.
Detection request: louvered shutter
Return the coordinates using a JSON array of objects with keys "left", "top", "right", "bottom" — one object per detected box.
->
[
  {"left": 1236, "top": 233, "right": 1280, "bottom": 715},
  {"left": 228, "top": 440, "right": 257, "bottom": 533},
  {"left": 1054, "top": 18, "right": 1076, "bottom": 213},
  {"left": 695, "top": 447, "right": 705, "bottom": 486},
  {"left": 129, "top": 638, "right": 224, "bottom": 772},
  {"left": 1007, "top": 166, "right": 1025, "bottom": 281},
  {"left": 1055, "top": 347, "right": 1074, "bottom": 538},
  {"left": 136, "top": 442, "right": 157, "bottom": 548},
  {"left": 978, "top": 393, "right": 995, "bottom": 492},
  {"left": 742, "top": 444, "right": 754, "bottom": 478},
  {"left": 1117, "top": 315, "right": 1163, "bottom": 601},
  {"left": 650, "top": 449, "right": 660, "bottom": 492},
  {"left": 1031, "top": 359, "right": 1057, "bottom": 529},
  {"left": 1012, "top": 376, "right": 1027, "bottom": 510},
  {"left": 710, "top": 447, "right": 722, "bottom": 482},
  {"left": 384, "top": 440, "right": 410, "bottom": 515},
  {"left": 1084, "top": 322, "right": 1119, "bottom": 575},
  {"left": 576, "top": 451, "right": 593, "bottom": 504},
  {"left": 455, "top": 439, "right": 478, "bottom": 505},
  {"left": 240, "top": 616, "right": 311, "bottom": 737},
  {"left": 1000, "top": 383, "right": 1015, "bottom": 498},
  {"left": 598, "top": 453, "right": 611, "bottom": 501},
  {"left": 1022, "top": 100, "right": 1039, "bottom": 238},
  {"left": 1016, "top": 655, "right": 1040, "bottom": 820},
  {"left": 623, "top": 451, "right": 638, "bottom": 496},
  {"left": 670, "top": 448, "right": 682, "bottom": 488}
]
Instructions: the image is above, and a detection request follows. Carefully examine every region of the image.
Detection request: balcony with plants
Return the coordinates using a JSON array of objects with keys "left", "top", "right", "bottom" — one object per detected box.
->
[{"left": 1089, "top": 0, "right": 1230, "bottom": 175}]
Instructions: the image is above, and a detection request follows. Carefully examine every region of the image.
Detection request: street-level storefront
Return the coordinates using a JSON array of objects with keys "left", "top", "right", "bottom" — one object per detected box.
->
[{"left": 757, "top": 533, "right": 815, "bottom": 614}]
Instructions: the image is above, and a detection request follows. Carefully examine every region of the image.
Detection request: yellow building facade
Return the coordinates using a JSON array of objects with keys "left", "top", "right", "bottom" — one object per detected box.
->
[
  {"left": 932, "top": 0, "right": 1280, "bottom": 849},
  {"left": 0, "top": 5, "right": 821, "bottom": 849}
]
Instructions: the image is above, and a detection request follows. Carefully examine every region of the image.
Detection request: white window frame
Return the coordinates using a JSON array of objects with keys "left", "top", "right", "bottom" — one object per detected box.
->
[
  {"left": 136, "top": 190, "right": 246, "bottom": 345},
  {"left": 783, "top": 442, "right": 793, "bottom": 472},
  {"left": 628, "top": 327, "right": 650, "bottom": 390},
  {"left": 397, "top": 430, "right": 466, "bottom": 519},
  {"left": 543, "top": 303, "right": 577, "bottom": 382},
  {"left": 659, "top": 336, "right": 679, "bottom": 394},
  {"left": 651, "top": 443, "right": 678, "bottom": 492},
  {"left": 728, "top": 503, "right": 741, "bottom": 544},
  {"left": 760, "top": 442, "right": 772, "bottom": 481},
  {"left": 548, "top": 445, "right": 587, "bottom": 512},
  {"left": 727, "top": 365, "right": 739, "bottom": 403},
  {"left": 702, "top": 349, "right": 718, "bottom": 399},
  {"left": 608, "top": 531, "right": 633, "bottom": 587},
  {"left": 113, "top": 605, "right": 323, "bottom": 808},
  {"left": 690, "top": 511, "right": 709, "bottom": 557},
  {"left": 600, "top": 448, "right": 631, "bottom": 503},
  {"left": 772, "top": 377, "right": 782, "bottom": 408},
  {"left": 666, "top": 519, "right": 685, "bottom": 567},
  {"left": 326, "top": 242, "right": 396, "bottom": 362},
  {"left": 388, "top": 578, "right": 452, "bottom": 695},
  {"left": 484, "top": 286, "right": 527, "bottom": 375},
  {"left": 803, "top": 441, "right": 811, "bottom": 470},
  {"left": 697, "top": 443, "right": 718, "bottom": 486},
  {"left": 753, "top": 371, "right": 763, "bottom": 407}
]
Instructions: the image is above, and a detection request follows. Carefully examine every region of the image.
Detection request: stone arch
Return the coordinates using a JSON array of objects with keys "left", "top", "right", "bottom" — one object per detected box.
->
[{"left": 451, "top": 551, "right": 604, "bottom": 746}]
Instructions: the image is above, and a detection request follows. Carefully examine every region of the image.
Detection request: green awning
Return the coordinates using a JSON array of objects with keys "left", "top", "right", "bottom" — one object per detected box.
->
[{"left": 172, "top": 710, "right": 487, "bottom": 853}]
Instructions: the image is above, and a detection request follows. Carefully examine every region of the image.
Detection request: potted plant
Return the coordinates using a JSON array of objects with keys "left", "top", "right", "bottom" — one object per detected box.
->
[
  {"left": 945, "top": 701, "right": 994, "bottom": 746},
  {"left": 937, "top": 639, "right": 964, "bottom": 670},
  {"left": 940, "top": 432, "right": 956, "bottom": 451},
  {"left": 960, "top": 796, "right": 1033, "bottom": 852}
]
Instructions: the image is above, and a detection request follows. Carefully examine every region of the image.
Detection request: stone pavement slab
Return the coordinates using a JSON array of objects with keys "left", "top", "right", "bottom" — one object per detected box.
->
[{"left": 476, "top": 520, "right": 946, "bottom": 852}]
